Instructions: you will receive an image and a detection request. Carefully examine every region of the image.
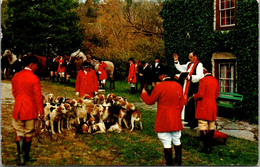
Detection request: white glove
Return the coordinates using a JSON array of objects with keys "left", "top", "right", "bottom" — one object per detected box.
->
[
  {"left": 75, "top": 92, "right": 79, "bottom": 96},
  {"left": 98, "top": 71, "right": 102, "bottom": 74}
]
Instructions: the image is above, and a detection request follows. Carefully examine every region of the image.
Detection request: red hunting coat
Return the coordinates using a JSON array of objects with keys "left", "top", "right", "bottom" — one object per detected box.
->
[
  {"left": 57, "top": 58, "right": 65, "bottom": 72},
  {"left": 128, "top": 63, "right": 137, "bottom": 83},
  {"left": 98, "top": 62, "right": 107, "bottom": 80},
  {"left": 193, "top": 74, "right": 220, "bottom": 121},
  {"left": 75, "top": 69, "right": 99, "bottom": 98},
  {"left": 141, "top": 80, "right": 184, "bottom": 132},
  {"left": 11, "top": 69, "right": 44, "bottom": 120}
]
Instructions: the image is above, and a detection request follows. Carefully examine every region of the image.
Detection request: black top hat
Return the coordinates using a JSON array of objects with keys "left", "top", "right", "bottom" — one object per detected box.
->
[
  {"left": 82, "top": 61, "right": 91, "bottom": 68},
  {"left": 128, "top": 58, "right": 134, "bottom": 62}
]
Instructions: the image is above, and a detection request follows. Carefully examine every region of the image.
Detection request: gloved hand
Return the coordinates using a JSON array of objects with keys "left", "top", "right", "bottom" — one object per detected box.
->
[{"left": 75, "top": 92, "right": 79, "bottom": 96}]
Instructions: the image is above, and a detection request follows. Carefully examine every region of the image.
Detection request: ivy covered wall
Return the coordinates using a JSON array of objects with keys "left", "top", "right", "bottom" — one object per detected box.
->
[{"left": 162, "top": 0, "right": 258, "bottom": 123}]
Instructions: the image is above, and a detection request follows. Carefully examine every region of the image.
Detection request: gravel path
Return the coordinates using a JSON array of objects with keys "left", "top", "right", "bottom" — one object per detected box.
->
[{"left": 1, "top": 81, "right": 258, "bottom": 141}]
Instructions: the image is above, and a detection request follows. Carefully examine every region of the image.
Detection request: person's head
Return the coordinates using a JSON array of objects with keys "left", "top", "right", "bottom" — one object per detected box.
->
[
  {"left": 141, "top": 60, "right": 146, "bottom": 67},
  {"left": 82, "top": 61, "right": 91, "bottom": 71},
  {"left": 188, "top": 51, "right": 198, "bottom": 63},
  {"left": 23, "top": 55, "right": 39, "bottom": 73},
  {"left": 154, "top": 56, "right": 160, "bottom": 63},
  {"left": 128, "top": 58, "right": 134, "bottom": 64}
]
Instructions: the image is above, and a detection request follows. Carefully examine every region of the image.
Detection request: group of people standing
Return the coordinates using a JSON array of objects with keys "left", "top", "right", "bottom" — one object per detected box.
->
[
  {"left": 127, "top": 56, "right": 165, "bottom": 94},
  {"left": 140, "top": 51, "right": 219, "bottom": 165},
  {"left": 48, "top": 55, "right": 108, "bottom": 91},
  {"left": 48, "top": 55, "right": 74, "bottom": 84},
  {"left": 10, "top": 51, "right": 219, "bottom": 166}
]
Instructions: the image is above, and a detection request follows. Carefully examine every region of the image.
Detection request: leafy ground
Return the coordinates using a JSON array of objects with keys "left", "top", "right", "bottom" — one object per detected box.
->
[{"left": 1, "top": 79, "right": 258, "bottom": 166}]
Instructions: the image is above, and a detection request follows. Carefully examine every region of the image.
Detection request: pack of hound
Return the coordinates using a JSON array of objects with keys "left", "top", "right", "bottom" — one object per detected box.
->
[{"left": 42, "top": 93, "right": 143, "bottom": 134}]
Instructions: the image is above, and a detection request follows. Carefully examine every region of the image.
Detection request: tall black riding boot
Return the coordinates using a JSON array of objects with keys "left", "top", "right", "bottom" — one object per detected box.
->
[
  {"left": 200, "top": 130, "right": 210, "bottom": 153},
  {"left": 174, "top": 144, "right": 182, "bottom": 165},
  {"left": 60, "top": 77, "right": 64, "bottom": 84},
  {"left": 164, "top": 148, "right": 173, "bottom": 166},
  {"left": 207, "top": 130, "right": 215, "bottom": 152},
  {"left": 66, "top": 79, "right": 71, "bottom": 85},
  {"left": 130, "top": 87, "right": 135, "bottom": 94},
  {"left": 23, "top": 137, "right": 36, "bottom": 162},
  {"left": 16, "top": 137, "right": 25, "bottom": 165}
]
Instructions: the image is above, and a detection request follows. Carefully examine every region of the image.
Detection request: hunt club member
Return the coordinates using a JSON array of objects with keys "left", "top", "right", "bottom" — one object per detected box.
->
[{"left": 11, "top": 55, "right": 44, "bottom": 165}]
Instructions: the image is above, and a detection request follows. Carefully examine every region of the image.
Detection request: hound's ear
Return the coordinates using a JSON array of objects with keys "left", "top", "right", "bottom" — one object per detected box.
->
[
  {"left": 57, "top": 106, "right": 62, "bottom": 113},
  {"left": 97, "top": 125, "right": 101, "bottom": 131},
  {"left": 50, "top": 106, "right": 56, "bottom": 112}
]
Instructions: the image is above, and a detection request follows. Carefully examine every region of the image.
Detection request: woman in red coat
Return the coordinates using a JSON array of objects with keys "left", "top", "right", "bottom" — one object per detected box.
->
[
  {"left": 98, "top": 60, "right": 107, "bottom": 89},
  {"left": 128, "top": 58, "right": 137, "bottom": 94},
  {"left": 75, "top": 61, "right": 99, "bottom": 98},
  {"left": 193, "top": 68, "right": 219, "bottom": 153},
  {"left": 57, "top": 55, "right": 66, "bottom": 83},
  {"left": 11, "top": 55, "right": 44, "bottom": 165},
  {"left": 141, "top": 72, "right": 184, "bottom": 166}
]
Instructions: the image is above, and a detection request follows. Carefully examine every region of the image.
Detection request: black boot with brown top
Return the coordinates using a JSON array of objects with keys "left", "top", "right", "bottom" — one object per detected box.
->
[
  {"left": 23, "top": 137, "right": 37, "bottom": 162},
  {"left": 16, "top": 136, "right": 25, "bottom": 166}
]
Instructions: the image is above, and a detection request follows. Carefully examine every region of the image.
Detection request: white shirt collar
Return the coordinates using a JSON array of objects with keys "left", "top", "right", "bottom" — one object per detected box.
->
[
  {"left": 24, "top": 67, "right": 32, "bottom": 71},
  {"left": 204, "top": 73, "right": 212, "bottom": 76},
  {"left": 163, "top": 77, "right": 171, "bottom": 81}
]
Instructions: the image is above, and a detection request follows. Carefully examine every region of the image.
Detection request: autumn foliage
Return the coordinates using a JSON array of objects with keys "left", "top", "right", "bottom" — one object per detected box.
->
[{"left": 77, "top": 0, "right": 165, "bottom": 79}]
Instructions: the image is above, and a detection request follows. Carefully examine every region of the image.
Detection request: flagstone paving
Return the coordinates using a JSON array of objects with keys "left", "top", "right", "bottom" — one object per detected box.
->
[{"left": 134, "top": 101, "right": 258, "bottom": 142}]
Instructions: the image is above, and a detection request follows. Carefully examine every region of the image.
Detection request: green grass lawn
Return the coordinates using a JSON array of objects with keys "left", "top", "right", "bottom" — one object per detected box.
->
[
  {"left": 1, "top": 79, "right": 258, "bottom": 166},
  {"left": 58, "top": 79, "right": 259, "bottom": 165}
]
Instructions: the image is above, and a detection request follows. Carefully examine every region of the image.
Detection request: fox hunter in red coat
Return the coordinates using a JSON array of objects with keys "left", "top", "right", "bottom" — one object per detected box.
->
[
  {"left": 11, "top": 55, "right": 44, "bottom": 165},
  {"left": 140, "top": 72, "right": 184, "bottom": 166},
  {"left": 192, "top": 68, "right": 220, "bottom": 153},
  {"left": 75, "top": 61, "right": 99, "bottom": 98},
  {"left": 128, "top": 58, "right": 137, "bottom": 94},
  {"left": 97, "top": 60, "right": 107, "bottom": 89}
]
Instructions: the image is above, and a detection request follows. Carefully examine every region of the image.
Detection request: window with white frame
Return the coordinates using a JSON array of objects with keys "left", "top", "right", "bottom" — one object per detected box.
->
[
  {"left": 218, "top": 62, "right": 235, "bottom": 92},
  {"left": 216, "top": 0, "right": 236, "bottom": 30}
]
